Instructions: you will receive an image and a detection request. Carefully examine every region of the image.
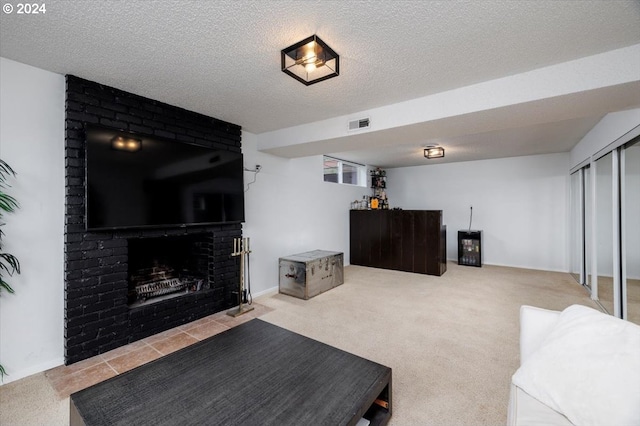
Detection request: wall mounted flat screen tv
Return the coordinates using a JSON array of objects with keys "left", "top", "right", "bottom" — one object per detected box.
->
[{"left": 85, "top": 125, "right": 245, "bottom": 230}]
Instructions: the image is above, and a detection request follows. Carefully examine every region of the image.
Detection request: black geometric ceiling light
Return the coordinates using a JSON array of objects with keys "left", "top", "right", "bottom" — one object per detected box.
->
[
  {"left": 281, "top": 35, "right": 339, "bottom": 86},
  {"left": 424, "top": 145, "right": 445, "bottom": 159}
]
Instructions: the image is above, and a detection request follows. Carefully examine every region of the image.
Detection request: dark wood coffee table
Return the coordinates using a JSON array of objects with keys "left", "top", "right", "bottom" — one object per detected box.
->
[{"left": 70, "top": 319, "right": 391, "bottom": 426}]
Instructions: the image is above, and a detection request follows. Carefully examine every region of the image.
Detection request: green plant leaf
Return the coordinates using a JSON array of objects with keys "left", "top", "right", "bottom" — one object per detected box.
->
[
  {"left": 0, "top": 159, "right": 16, "bottom": 179},
  {"left": 0, "top": 159, "right": 18, "bottom": 216},
  {"left": 0, "top": 252, "right": 20, "bottom": 275},
  {"left": 0, "top": 277, "right": 15, "bottom": 293},
  {"left": 0, "top": 193, "right": 19, "bottom": 213},
  {"left": 0, "top": 159, "right": 18, "bottom": 382}
]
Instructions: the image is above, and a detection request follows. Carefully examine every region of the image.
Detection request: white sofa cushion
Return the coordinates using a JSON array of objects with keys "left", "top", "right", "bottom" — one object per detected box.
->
[
  {"left": 512, "top": 304, "right": 640, "bottom": 426},
  {"left": 519, "top": 305, "right": 561, "bottom": 363},
  {"left": 507, "top": 383, "right": 573, "bottom": 426}
]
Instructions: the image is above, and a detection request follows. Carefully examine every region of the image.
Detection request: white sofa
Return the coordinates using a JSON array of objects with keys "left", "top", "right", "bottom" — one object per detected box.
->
[
  {"left": 507, "top": 304, "right": 640, "bottom": 426},
  {"left": 507, "top": 305, "right": 573, "bottom": 425}
]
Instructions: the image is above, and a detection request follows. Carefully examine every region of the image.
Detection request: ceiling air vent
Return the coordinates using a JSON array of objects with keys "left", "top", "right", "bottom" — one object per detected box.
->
[{"left": 348, "top": 117, "right": 370, "bottom": 131}]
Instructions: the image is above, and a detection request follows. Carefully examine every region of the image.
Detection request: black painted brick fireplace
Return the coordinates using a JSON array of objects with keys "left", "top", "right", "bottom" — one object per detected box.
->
[{"left": 64, "top": 75, "right": 242, "bottom": 364}]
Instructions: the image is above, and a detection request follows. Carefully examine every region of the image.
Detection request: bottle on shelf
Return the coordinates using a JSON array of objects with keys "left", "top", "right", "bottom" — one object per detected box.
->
[{"left": 369, "top": 167, "right": 390, "bottom": 209}]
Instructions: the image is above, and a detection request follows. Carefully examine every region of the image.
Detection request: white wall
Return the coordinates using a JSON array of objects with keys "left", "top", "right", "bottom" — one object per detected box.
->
[
  {"left": 386, "top": 153, "right": 570, "bottom": 272},
  {"left": 0, "top": 58, "right": 65, "bottom": 384},
  {"left": 242, "top": 131, "right": 367, "bottom": 295}
]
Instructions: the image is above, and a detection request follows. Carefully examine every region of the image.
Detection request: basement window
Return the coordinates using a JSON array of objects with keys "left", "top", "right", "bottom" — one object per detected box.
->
[{"left": 323, "top": 156, "right": 367, "bottom": 187}]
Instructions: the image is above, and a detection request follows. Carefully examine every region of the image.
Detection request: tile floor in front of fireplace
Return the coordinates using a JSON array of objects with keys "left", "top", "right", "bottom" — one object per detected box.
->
[{"left": 45, "top": 302, "right": 273, "bottom": 399}]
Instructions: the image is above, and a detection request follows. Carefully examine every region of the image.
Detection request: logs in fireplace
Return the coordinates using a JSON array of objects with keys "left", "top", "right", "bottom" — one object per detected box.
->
[
  {"left": 127, "top": 234, "right": 211, "bottom": 307},
  {"left": 129, "top": 263, "right": 204, "bottom": 307}
]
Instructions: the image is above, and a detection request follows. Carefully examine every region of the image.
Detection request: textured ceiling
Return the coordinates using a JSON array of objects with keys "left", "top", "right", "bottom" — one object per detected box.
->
[{"left": 1, "top": 0, "right": 639, "bottom": 166}]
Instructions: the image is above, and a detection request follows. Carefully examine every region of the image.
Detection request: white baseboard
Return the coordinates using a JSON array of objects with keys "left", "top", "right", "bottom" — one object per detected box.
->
[
  {"left": 446, "top": 258, "right": 570, "bottom": 274},
  {"left": 253, "top": 286, "right": 279, "bottom": 300},
  {"left": 0, "top": 356, "right": 64, "bottom": 386}
]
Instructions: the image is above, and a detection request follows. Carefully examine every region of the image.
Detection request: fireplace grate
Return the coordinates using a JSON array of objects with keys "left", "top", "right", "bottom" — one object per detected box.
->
[{"left": 135, "top": 278, "right": 187, "bottom": 300}]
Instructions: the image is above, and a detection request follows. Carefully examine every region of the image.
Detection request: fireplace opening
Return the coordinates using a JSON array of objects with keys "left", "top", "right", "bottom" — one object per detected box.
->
[{"left": 128, "top": 234, "right": 212, "bottom": 308}]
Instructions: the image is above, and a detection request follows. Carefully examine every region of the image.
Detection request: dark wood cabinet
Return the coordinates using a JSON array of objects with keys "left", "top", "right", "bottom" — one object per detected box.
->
[{"left": 350, "top": 210, "right": 447, "bottom": 276}]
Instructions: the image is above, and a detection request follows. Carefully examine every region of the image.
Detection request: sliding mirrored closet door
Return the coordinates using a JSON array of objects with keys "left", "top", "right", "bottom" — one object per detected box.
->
[
  {"left": 595, "top": 152, "right": 615, "bottom": 315},
  {"left": 569, "top": 134, "right": 638, "bottom": 324},
  {"left": 584, "top": 165, "right": 593, "bottom": 291},
  {"left": 622, "top": 140, "right": 639, "bottom": 324},
  {"left": 569, "top": 170, "right": 584, "bottom": 284}
]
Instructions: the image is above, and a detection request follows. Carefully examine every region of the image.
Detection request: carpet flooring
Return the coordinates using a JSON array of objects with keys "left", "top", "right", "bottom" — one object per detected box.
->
[
  {"left": 256, "top": 263, "right": 596, "bottom": 425},
  {"left": 0, "top": 263, "right": 596, "bottom": 425}
]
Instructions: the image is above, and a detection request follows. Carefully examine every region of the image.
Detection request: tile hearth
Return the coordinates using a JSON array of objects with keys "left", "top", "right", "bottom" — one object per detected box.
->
[{"left": 46, "top": 303, "right": 273, "bottom": 399}]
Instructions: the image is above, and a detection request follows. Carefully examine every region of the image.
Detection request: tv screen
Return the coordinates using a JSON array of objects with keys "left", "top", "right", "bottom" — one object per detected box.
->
[{"left": 85, "top": 125, "right": 245, "bottom": 230}]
